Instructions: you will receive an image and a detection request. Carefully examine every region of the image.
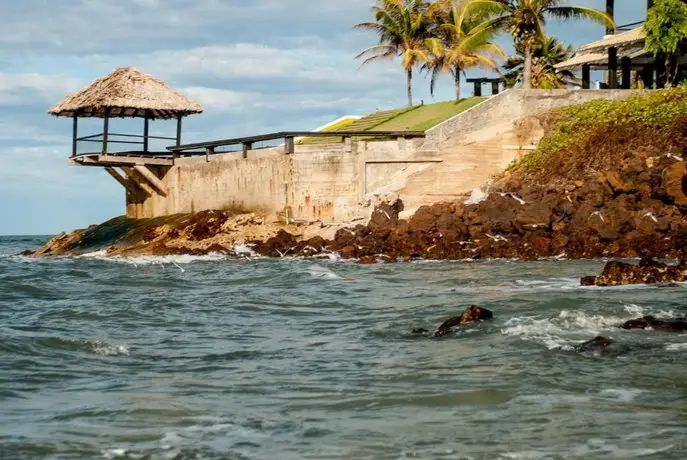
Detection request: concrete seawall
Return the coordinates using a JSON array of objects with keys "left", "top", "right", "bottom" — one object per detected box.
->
[{"left": 124, "top": 89, "right": 646, "bottom": 222}]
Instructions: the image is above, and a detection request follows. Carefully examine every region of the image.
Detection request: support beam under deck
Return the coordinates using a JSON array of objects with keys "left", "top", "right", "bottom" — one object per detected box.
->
[
  {"left": 133, "top": 165, "right": 168, "bottom": 197},
  {"left": 105, "top": 167, "right": 150, "bottom": 201}
]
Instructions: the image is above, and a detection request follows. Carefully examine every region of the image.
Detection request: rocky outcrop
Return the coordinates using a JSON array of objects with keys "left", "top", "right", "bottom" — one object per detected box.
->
[
  {"left": 413, "top": 306, "right": 494, "bottom": 337},
  {"left": 619, "top": 316, "right": 687, "bottom": 333},
  {"left": 581, "top": 259, "right": 687, "bottom": 287},
  {"left": 573, "top": 336, "right": 615, "bottom": 352}
]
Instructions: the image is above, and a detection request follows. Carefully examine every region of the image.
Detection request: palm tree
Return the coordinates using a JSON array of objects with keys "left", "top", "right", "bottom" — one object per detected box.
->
[
  {"left": 355, "top": 0, "right": 441, "bottom": 106},
  {"left": 502, "top": 35, "right": 577, "bottom": 88},
  {"left": 479, "top": 0, "right": 615, "bottom": 89},
  {"left": 425, "top": 0, "right": 505, "bottom": 100}
]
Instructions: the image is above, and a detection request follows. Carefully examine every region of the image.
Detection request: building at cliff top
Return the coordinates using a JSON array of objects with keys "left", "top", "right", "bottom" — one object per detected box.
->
[
  {"left": 556, "top": 0, "right": 686, "bottom": 90},
  {"left": 50, "top": 66, "right": 647, "bottom": 224}
]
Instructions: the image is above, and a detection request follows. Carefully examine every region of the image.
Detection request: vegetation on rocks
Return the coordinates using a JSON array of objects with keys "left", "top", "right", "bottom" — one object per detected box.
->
[{"left": 520, "top": 87, "right": 687, "bottom": 179}]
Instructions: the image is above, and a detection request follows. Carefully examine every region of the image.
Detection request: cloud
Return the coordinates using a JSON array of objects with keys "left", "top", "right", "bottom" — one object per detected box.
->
[{"left": 0, "top": 73, "right": 82, "bottom": 107}]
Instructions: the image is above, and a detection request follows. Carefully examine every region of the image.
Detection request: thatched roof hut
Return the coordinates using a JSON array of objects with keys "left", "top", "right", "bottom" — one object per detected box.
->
[{"left": 49, "top": 67, "right": 203, "bottom": 120}]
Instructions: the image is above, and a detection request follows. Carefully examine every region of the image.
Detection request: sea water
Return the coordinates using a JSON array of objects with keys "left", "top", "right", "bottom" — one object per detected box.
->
[{"left": 1, "top": 235, "right": 686, "bottom": 459}]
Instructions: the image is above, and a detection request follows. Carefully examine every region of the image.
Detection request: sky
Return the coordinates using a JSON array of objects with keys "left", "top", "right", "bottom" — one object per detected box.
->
[{"left": 0, "top": 0, "right": 647, "bottom": 235}]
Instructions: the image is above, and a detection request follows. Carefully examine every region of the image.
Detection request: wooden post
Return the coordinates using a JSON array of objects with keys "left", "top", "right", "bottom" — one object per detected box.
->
[
  {"left": 621, "top": 57, "right": 632, "bottom": 89},
  {"left": 474, "top": 81, "right": 482, "bottom": 97},
  {"left": 143, "top": 111, "right": 150, "bottom": 154},
  {"left": 491, "top": 81, "right": 499, "bottom": 95},
  {"left": 582, "top": 64, "right": 591, "bottom": 89},
  {"left": 102, "top": 108, "right": 110, "bottom": 154},
  {"left": 656, "top": 55, "right": 667, "bottom": 88},
  {"left": 206, "top": 147, "right": 214, "bottom": 162},
  {"left": 641, "top": 65, "right": 655, "bottom": 88},
  {"left": 284, "top": 136, "right": 294, "bottom": 155},
  {"left": 608, "top": 47, "right": 618, "bottom": 89},
  {"left": 176, "top": 115, "right": 183, "bottom": 146},
  {"left": 242, "top": 142, "right": 252, "bottom": 159},
  {"left": 606, "top": 0, "right": 615, "bottom": 35},
  {"left": 72, "top": 116, "right": 78, "bottom": 157}
]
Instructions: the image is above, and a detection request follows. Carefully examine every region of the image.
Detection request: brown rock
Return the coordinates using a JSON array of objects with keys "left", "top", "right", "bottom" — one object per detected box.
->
[
  {"left": 619, "top": 315, "right": 687, "bottom": 333},
  {"left": 663, "top": 162, "right": 687, "bottom": 206},
  {"left": 434, "top": 306, "right": 494, "bottom": 337}
]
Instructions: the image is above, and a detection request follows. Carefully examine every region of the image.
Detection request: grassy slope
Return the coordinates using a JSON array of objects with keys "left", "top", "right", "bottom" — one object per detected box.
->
[
  {"left": 298, "top": 97, "right": 485, "bottom": 144},
  {"left": 516, "top": 87, "right": 687, "bottom": 183},
  {"left": 372, "top": 98, "right": 486, "bottom": 131}
]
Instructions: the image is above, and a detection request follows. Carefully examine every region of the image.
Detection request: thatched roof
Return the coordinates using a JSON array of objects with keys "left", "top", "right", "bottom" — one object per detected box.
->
[
  {"left": 49, "top": 67, "right": 203, "bottom": 119},
  {"left": 577, "top": 27, "right": 646, "bottom": 54},
  {"left": 554, "top": 53, "right": 611, "bottom": 70}
]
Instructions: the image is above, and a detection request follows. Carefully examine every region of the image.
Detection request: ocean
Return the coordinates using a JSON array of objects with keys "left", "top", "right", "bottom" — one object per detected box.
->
[{"left": 1, "top": 235, "right": 686, "bottom": 459}]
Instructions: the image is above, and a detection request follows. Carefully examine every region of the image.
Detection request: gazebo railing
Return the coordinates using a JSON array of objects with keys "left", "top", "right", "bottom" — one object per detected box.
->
[{"left": 73, "top": 132, "right": 178, "bottom": 157}]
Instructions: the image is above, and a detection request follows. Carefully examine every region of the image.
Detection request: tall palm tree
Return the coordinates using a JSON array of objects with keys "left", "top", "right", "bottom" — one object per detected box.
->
[
  {"left": 425, "top": 0, "right": 505, "bottom": 100},
  {"left": 356, "top": 0, "right": 441, "bottom": 106},
  {"left": 502, "top": 35, "right": 577, "bottom": 88},
  {"left": 479, "top": 0, "right": 615, "bottom": 89}
]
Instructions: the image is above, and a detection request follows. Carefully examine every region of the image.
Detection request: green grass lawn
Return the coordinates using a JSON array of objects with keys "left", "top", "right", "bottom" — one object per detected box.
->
[
  {"left": 371, "top": 98, "right": 486, "bottom": 132},
  {"left": 298, "top": 97, "right": 487, "bottom": 144}
]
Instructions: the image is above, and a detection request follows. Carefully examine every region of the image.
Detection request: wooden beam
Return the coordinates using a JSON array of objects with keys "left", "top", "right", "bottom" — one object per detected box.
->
[
  {"left": 582, "top": 64, "right": 591, "bottom": 89},
  {"left": 72, "top": 116, "right": 78, "bottom": 158},
  {"left": 133, "top": 165, "right": 167, "bottom": 196},
  {"left": 621, "top": 57, "right": 632, "bottom": 89},
  {"left": 606, "top": 0, "right": 615, "bottom": 35},
  {"left": 641, "top": 64, "right": 655, "bottom": 88},
  {"left": 122, "top": 167, "right": 155, "bottom": 197},
  {"left": 176, "top": 116, "right": 183, "bottom": 146},
  {"left": 284, "top": 136, "right": 295, "bottom": 154},
  {"left": 102, "top": 108, "right": 110, "bottom": 154},
  {"left": 143, "top": 111, "right": 150, "bottom": 153},
  {"left": 608, "top": 47, "right": 618, "bottom": 89},
  {"left": 242, "top": 142, "right": 251, "bottom": 159},
  {"left": 105, "top": 167, "right": 149, "bottom": 200}
]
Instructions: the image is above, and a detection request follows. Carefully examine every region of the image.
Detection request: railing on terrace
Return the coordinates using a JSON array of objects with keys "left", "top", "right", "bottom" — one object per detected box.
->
[
  {"left": 73, "top": 132, "right": 178, "bottom": 157},
  {"left": 167, "top": 130, "right": 426, "bottom": 159}
]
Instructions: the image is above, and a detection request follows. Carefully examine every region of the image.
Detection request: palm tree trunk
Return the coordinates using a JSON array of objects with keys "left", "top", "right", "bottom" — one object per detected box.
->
[
  {"left": 406, "top": 69, "right": 413, "bottom": 107},
  {"left": 454, "top": 67, "right": 461, "bottom": 101},
  {"left": 523, "top": 44, "right": 533, "bottom": 89}
]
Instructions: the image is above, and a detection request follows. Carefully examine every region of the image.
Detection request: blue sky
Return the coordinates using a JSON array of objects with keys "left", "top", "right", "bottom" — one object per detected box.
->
[{"left": 0, "top": 0, "right": 646, "bottom": 235}]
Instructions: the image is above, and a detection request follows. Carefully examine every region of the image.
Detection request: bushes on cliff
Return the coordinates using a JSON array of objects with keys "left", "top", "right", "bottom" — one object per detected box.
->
[{"left": 520, "top": 88, "right": 687, "bottom": 182}]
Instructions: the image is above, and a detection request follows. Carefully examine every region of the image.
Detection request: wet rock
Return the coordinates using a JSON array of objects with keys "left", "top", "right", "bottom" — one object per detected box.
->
[
  {"left": 581, "top": 259, "right": 687, "bottom": 286},
  {"left": 573, "top": 336, "right": 615, "bottom": 352},
  {"left": 412, "top": 328, "right": 430, "bottom": 334},
  {"left": 434, "top": 306, "right": 494, "bottom": 337},
  {"left": 359, "top": 256, "right": 377, "bottom": 265},
  {"left": 619, "top": 315, "right": 687, "bottom": 333},
  {"left": 186, "top": 210, "right": 230, "bottom": 241},
  {"left": 251, "top": 230, "right": 298, "bottom": 257}
]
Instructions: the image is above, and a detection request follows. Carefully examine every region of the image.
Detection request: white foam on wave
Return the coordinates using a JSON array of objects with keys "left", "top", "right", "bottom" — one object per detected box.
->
[
  {"left": 502, "top": 304, "right": 680, "bottom": 350},
  {"left": 305, "top": 264, "right": 343, "bottom": 280},
  {"left": 78, "top": 251, "right": 229, "bottom": 266},
  {"left": 91, "top": 342, "right": 130, "bottom": 356},
  {"left": 665, "top": 342, "right": 687, "bottom": 351}
]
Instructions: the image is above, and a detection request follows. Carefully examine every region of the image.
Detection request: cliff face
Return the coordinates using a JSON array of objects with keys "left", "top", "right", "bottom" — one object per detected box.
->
[{"left": 32, "top": 89, "right": 687, "bottom": 262}]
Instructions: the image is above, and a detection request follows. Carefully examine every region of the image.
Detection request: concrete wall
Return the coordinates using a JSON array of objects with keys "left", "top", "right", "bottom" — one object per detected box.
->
[
  {"left": 126, "top": 138, "right": 432, "bottom": 223},
  {"left": 124, "top": 89, "right": 648, "bottom": 222}
]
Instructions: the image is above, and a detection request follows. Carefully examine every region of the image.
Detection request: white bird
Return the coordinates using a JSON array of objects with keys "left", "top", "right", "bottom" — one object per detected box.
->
[
  {"left": 589, "top": 211, "right": 605, "bottom": 222},
  {"left": 643, "top": 212, "right": 658, "bottom": 223},
  {"left": 499, "top": 192, "right": 526, "bottom": 205}
]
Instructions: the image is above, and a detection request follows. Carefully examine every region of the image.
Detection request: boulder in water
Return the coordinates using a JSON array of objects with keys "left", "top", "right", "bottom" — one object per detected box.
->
[
  {"left": 581, "top": 258, "right": 687, "bottom": 286},
  {"left": 434, "top": 306, "right": 494, "bottom": 337},
  {"left": 619, "top": 315, "right": 687, "bottom": 333},
  {"left": 573, "top": 336, "right": 615, "bottom": 352}
]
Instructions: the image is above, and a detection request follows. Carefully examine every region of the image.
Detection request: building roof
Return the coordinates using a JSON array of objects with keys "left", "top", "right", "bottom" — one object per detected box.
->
[
  {"left": 49, "top": 67, "right": 204, "bottom": 120},
  {"left": 554, "top": 53, "right": 609, "bottom": 70},
  {"left": 577, "top": 27, "right": 646, "bottom": 54}
]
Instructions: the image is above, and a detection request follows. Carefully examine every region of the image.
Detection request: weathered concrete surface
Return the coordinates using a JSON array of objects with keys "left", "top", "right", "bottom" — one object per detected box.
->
[{"left": 119, "top": 89, "right": 647, "bottom": 222}]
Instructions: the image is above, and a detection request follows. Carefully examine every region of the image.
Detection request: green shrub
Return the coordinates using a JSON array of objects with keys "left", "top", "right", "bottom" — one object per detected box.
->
[{"left": 521, "top": 87, "right": 687, "bottom": 173}]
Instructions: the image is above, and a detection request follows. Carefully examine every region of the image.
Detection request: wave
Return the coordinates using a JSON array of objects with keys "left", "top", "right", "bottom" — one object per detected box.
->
[
  {"left": 305, "top": 264, "right": 343, "bottom": 280},
  {"left": 501, "top": 304, "right": 683, "bottom": 350},
  {"left": 0, "top": 336, "right": 130, "bottom": 357}
]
